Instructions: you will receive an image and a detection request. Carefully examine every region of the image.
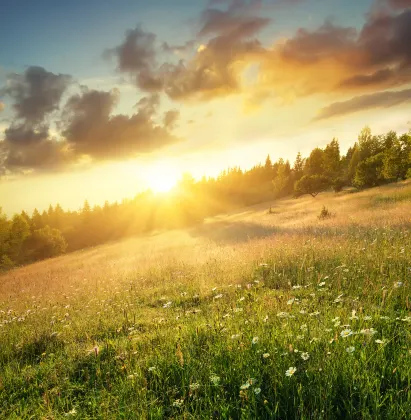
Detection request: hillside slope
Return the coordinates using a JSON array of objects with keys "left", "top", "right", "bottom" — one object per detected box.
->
[{"left": 0, "top": 181, "right": 410, "bottom": 419}]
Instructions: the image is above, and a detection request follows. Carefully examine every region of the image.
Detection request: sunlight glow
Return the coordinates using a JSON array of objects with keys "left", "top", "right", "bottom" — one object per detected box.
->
[{"left": 143, "top": 161, "right": 181, "bottom": 193}]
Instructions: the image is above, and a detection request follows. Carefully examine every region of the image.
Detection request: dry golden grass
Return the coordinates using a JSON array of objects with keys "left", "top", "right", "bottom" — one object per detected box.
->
[{"left": 1, "top": 181, "right": 410, "bottom": 310}]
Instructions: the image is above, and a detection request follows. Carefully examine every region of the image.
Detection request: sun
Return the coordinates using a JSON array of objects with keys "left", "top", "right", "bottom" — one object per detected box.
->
[{"left": 144, "top": 161, "right": 180, "bottom": 193}]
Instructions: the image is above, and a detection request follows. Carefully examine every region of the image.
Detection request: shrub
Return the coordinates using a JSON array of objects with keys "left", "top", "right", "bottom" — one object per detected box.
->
[
  {"left": 318, "top": 206, "right": 334, "bottom": 220},
  {"left": 332, "top": 177, "right": 346, "bottom": 193},
  {"left": 0, "top": 255, "right": 14, "bottom": 271}
]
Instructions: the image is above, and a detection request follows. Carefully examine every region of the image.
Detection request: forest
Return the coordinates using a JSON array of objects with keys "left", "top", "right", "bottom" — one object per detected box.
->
[{"left": 1, "top": 126, "right": 410, "bottom": 270}]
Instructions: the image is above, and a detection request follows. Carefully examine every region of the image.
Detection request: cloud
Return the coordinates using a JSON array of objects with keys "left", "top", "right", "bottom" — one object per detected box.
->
[
  {"left": 314, "top": 88, "right": 411, "bottom": 120},
  {"left": 0, "top": 101, "right": 4, "bottom": 112},
  {"left": 256, "top": 8, "right": 411, "bottom": 98},
  {"left": 0, "top": 66, "right": 73, "bottom": 173},
  {"left": 60, "top": 89, "right": 180, "bottom": 160},
  {"left": 0, "top": 66, "right": 71, "bottom": 124},
  {"left": 163, "top": 109, "right": 180, "bottom": 128},
  {"left": 109, "top": 1, "right": 270, "bottom": 101},
  {"left": 2, "top": 137, "right": 72, "bottom": 172},
  {"left": 0, "top": 67, "right": 182, "bottom": 173},
  {"left": 105, "top": 27, "right": 163, "bottom": 93},
  {"left": 384, "top": 0, "right": 411, "bottom": 9}
]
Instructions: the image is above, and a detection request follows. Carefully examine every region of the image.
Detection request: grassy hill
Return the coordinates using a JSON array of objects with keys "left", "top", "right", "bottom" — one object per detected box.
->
[{"left": 1, "top": 182, "right": 410, "bottom": 419}]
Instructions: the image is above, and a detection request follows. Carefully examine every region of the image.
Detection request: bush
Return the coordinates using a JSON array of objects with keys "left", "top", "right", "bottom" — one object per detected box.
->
[
  {"left": 332, "top": 177, "right": 346, "bottom": 193},
  {"left": 318, "top": 206, "right": 334, "bottom": 220}
]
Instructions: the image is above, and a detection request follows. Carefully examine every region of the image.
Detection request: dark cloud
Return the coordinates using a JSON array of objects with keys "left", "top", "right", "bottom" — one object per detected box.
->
[
  {"left": 0, "top": 66, "right": 71, "bottom": 124},
  {"left": 3, "top": 138, "right": 72, "bottom": 171},
  {"left": 4, "top": 123, "right": 49, "bottom": 147},
  {"left": 279, "top": 22, "right": 357, "bottom": 64},
  {"left": 315, "top": 88, "right": 411, "bottom": 120},
  {"left": 1, "top": 124, "right": 72, "bottom": 172},
  {"left": 109, "top": 1, "right": 269, "bottom": 101},
  {"left": 0, "top": 66, "right": 73, "bottom": 173},
  {"left": 198, "top": 1, "right": 270, "bottom": 39},
  {"left": 105, "top": 27, "right": 163, "bottom": 93},
  {"left": 60, "top": 89, "right": 180, "bottom": 160}
]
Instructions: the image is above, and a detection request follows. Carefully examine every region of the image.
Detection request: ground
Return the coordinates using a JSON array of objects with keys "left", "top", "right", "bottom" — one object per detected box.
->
[{"left": 1, "top": 182, "right": 410, "bottom": 419}]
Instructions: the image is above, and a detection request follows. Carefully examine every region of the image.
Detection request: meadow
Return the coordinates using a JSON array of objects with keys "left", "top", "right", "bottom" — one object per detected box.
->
[{"left": 0, "top": 182, "right": 410, "bottom": 419}]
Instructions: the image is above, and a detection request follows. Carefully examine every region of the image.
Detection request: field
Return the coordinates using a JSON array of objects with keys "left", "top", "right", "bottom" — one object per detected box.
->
[{"left": 1, "top": 182, "right": 410, "bottom": 419}]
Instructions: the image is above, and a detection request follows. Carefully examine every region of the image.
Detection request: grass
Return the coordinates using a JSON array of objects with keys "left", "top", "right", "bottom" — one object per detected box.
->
[{"left": 0, "top": 181, "right": 410, "bottom": 419}]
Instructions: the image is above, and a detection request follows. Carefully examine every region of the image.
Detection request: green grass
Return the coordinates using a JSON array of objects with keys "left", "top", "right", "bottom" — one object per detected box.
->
[{"left": 0, "top": 187, "right": 410, "bottom": 418}]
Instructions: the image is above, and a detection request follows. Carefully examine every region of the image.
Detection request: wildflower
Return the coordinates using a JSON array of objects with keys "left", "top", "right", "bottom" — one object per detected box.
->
[
  {"left": 189, "top": 383, "right": 200, "bottom": 391},
  {"left": 331, "top": 317, "right": 340, "bottom": 323},
  {"left": 210, "top": 375, "right": 220, "bottom": 385},
  {"left": 393, "top": 282, "right": 403, "bottom": 288},
  {"left": 301, "top": 352, "right": 310, "bottom": 361},
  {"left": 285, "top": 367, "right": 297, "bottom": 377},
  {"left": 346, "top": 346, "right": 355, "bottom": 354},
  {"left": 375, "top": 339, "right": 386, "bottom": 344},
  {"left": 173, "top": 399, "right": 184, "bottom": 408},
  {"left": 240, "top": 382, "right": 250, "bottom": 390},
  {"left": 263, "top": 353, "right": 270, "bottom": 358},
  {"left": 318, "top": 282, "right": 326, "bottom": 287},
  {"left": 263, "top": 315, "right": 269, "bottom": 322},
  {"left": 180, "top": 292, "right": 187, "bottom": 297},
  {"left": 364, "top": 316, "right": 372, "bottom": 321},
  {"left": 214, "top": 294, "right": 223, "bottom": 299},
  {"left": 64, "top": 408, "right": 77, "bottom": 416},
  {"left": 340, "top": 329, "right": 353, "bottom": 338},
  {"left": 231, "top": 334, "right": 240, "bottom": 339},
  {"left": 277, "top": 312, "right": 289, "bottom": 318},
  {"left": 148, "top": 366, "right": 156, "bottom": 372},
  {"left": 238, "top": 297, "right": 245, "bottom": 302},
  {"left": 334, "top": 294, "right": 344, "bottom": 303},
  {"left": 254, "top": 387, "right": 261, "bottom": 395},
  {"left": 401, "top": 317, "right": 411, "bottom": 323},
  {"left": 360, "top": 328, "right": 377, "bottom": 336},
  {"left": 252, "top": 337, "right": 259, "bottom": 345},
  {"left": 212, "top": 287, "right": 217, "bottom": 291},
  {"left": 310, "top": 311, "right": 320, "bottom": 317},
  {"left": 292, "top": 285, "right": 302, "bottom": 289},
  {"left": 163, "top": 301, "right": 172, "bottom": 308}
]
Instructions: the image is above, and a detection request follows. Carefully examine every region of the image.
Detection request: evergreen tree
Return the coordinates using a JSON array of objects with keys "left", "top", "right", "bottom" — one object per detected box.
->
[{"left": 293, "top": 152, "right": 305, "bottom": 182}]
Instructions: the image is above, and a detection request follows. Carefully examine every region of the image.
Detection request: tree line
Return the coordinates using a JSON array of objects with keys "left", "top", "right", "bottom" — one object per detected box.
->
[{"left": 1, "top": 126, "right": 410, "bottom": 270}]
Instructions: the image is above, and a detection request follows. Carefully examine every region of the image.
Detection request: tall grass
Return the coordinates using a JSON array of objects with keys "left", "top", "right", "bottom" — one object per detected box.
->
[{"left": 0, "top": 185, "right": 410, "bottom": 419}]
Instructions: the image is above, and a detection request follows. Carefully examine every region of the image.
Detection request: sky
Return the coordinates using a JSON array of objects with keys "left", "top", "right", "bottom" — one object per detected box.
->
[{"left": 0, "top": 0, "right": 410, "bottom": 215}]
